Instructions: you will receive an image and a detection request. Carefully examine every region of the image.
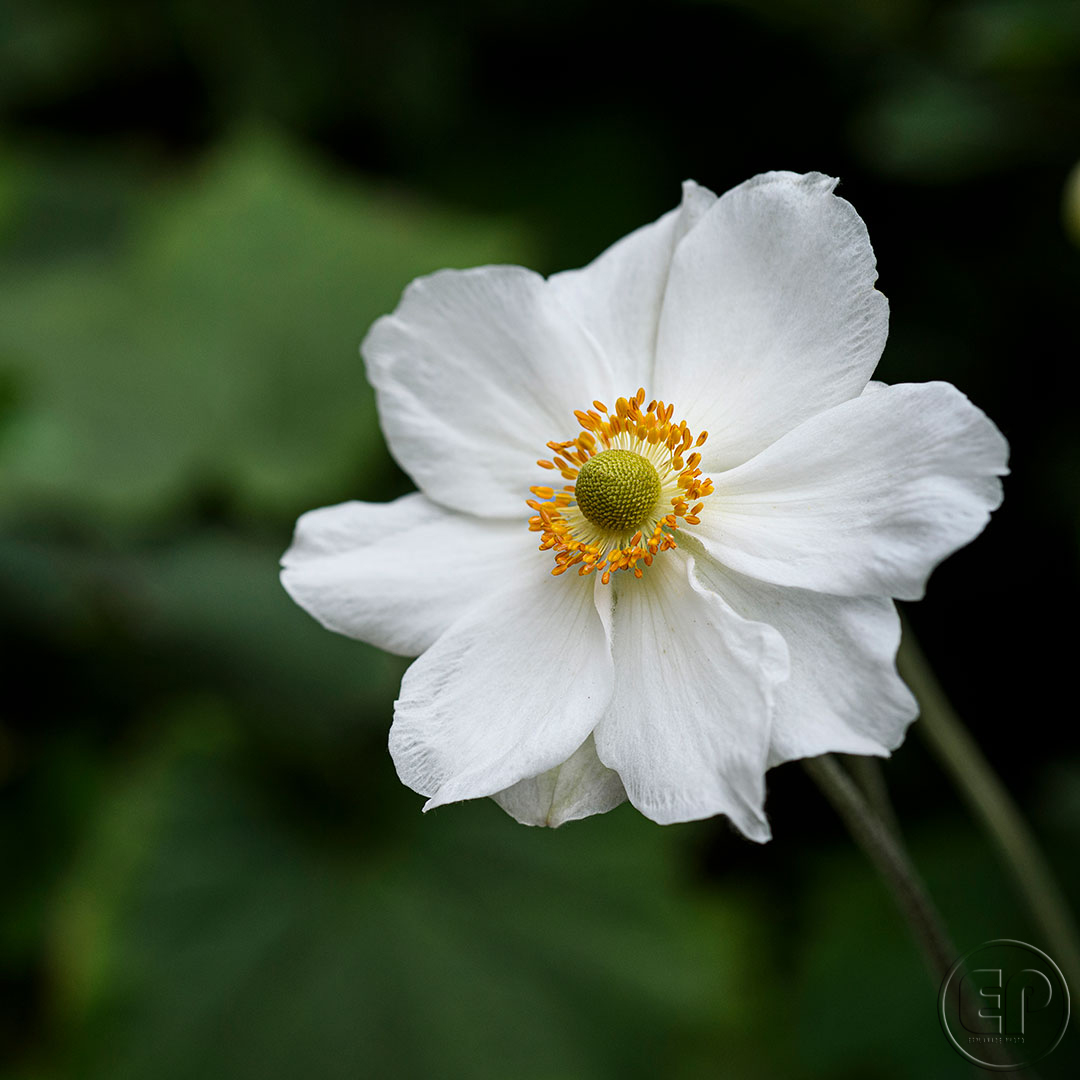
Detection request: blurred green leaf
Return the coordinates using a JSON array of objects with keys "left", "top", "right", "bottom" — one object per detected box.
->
[
  {"left": 0, "top": 132, "right": 533, "bottom": 528},
  {"left": 0, "top": 0, "right": 105, "bottom": 108},
  {"left": 0, "top": 530, "right": 407, "bottom": 750},
  {"left": 42, "top": 726, "right": 777, "bottom": 1080},
  {"left": 794, "top": 815, "right": 1078, "bottom": 1079},
  {"left": 944, "top": 0, "right": 1080, "bottom": 75},
  {"left": 852, "top": 69, "right": 1020, "bottom": 182},
  {"left": 0, "top": 145, "right": 151, "bottom": 262}
]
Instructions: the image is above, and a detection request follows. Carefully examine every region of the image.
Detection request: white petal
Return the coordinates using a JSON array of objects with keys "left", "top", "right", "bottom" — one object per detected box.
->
[
  {"left": 547, "top": 180, "right": 717, "bottom": 391},
  {"left": 695, "top": 381, "right": 1008, "bottom": 600},
  {"left": 592, "top": 551, "right": 789, "bottom": 838},
  {"left": 362, "top": 266, "right": 615, "bottom": 518},
  {"left": 491, "top": 733, "right": 626, "bottom": 827},
  {"left": 280, "top": 494, "right": 529, "bottom": 657},
  {"left": 390, "top": 568, "right": 614, "bottom": 809},
  {"left": 653, "top": 171, "right": 888, "bottom": 469},
  {"left": 690, "top": 555, "right": 918, "bottom": 767}
]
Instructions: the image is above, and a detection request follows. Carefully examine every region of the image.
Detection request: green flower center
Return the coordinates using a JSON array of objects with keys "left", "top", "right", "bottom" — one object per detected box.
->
[{"left": 574, "top": 449, "right": 661, "bottom": 534}]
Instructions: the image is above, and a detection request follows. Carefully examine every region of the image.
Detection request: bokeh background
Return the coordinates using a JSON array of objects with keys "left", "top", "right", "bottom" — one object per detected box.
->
[{"left": 2, "top": 1, "right": 1079, "bottom": 1077}]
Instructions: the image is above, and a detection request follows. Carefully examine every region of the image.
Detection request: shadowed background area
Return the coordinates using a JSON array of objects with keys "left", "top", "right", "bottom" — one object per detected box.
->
[{"left": 2, "top": 1, "right": 1079, "bottom": 1077}]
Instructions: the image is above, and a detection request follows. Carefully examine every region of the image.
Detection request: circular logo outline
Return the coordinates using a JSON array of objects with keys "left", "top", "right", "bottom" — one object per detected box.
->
[{"left": 938, "top": 938, "right": 1070, "bottom": 1071}]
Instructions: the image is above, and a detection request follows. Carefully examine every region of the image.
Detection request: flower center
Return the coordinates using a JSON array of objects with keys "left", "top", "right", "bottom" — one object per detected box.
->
[
  {"left": 574, "top": 449, "right": 661, "bottom": 533},
  {"left": 527, "top": 388, "right": 714, "bottom": 584}
]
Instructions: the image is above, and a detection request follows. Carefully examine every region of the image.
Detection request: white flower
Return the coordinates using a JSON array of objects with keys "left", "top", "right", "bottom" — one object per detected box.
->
[{"left": 281, "top": 172, "right": 1008, "bottom": 837}]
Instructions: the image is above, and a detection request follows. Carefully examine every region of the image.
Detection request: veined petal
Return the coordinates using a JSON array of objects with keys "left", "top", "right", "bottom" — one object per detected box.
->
[
  {"left": 592, "top": 551, "right": 788, "bottom": 838},
  {"left": 492, "top": 733, "right": 626, "bottom": 827},
  {"left": 391, "top": 568, "right": 614, "bottom": 809},
  {"left": 690, "top": 555, "right": 918, "bottom": 767},
  {"left": 653, "top": 171, "right": 888, "bottom": 470},
  {"left": 280, "top": 494, "right": 528, "bottom": 657},
  {"left": 695, "top": 381, "right": 1008, "bottom": 600},
  {"left": 363, "top": 266, "right": 615, "bottom": 518},
  {"left": 548, "top": 180, "right": 717, "bottom": 391}
]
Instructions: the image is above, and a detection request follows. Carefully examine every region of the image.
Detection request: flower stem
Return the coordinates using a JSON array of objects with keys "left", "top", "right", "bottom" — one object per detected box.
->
[
  {"left": 803, "top": 753, "right": 956, "bottom": 982},
  {"left": 841, "top": 753, "right": 901, "bottom": 842},
  {"left": 898, "top": 623, "right": 1080, "bottom": 993}
]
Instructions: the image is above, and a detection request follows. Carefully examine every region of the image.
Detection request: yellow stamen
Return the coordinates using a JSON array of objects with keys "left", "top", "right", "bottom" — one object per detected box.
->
[{"left": 527, "top": 390, "right": 714, "bottom": 584}]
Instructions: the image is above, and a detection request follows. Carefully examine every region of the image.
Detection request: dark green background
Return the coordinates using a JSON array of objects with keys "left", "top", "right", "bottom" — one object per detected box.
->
[{"left": 2, "top": 1, "right": 1079, "bottom": 1077}]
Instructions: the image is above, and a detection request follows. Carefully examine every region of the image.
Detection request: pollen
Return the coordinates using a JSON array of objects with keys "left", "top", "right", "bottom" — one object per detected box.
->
[{"left": 527, "top": 387, "right": 714, "bottom": 584}]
